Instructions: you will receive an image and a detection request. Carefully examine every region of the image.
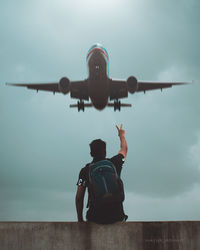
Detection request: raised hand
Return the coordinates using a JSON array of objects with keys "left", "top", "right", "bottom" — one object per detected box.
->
[{"left": 116, "top": 124, "right": 125, "bottom": 137}]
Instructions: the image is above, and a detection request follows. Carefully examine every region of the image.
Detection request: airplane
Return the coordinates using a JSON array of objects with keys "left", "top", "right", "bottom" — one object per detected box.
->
[{"left": 6, "top": 43, "right": 189, "bottom": 111}]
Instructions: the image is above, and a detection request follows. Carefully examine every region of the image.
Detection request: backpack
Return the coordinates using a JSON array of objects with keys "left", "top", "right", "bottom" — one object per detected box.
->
[{"left": 88, "top": 159, "right": 125, "bottom": 206}]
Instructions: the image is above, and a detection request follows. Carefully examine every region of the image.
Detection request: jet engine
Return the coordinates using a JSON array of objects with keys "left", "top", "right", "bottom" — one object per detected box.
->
[
  {"left": 127, "top": 76, "right": 138, "bottom": 94},
  {"left": 58, "top": 77, "right": 70, "bottom": 94}
]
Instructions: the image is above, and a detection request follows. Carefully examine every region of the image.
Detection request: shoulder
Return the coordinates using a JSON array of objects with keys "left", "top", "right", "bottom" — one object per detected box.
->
[
  {"left": 79, "top": 163, "right": 90, "bottom": 177},
  {"left": 109, "top": 153, "right": 125, "bottom": 166},
  {"left": 108, "top": 154, "right": 125, "bottom": 176},
  {"left": 77, "top": 163, "right": 90, "bottom": 186}
]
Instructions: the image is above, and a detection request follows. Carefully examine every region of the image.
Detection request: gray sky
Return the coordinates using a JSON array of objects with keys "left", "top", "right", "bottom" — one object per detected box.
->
[{"left": 0, "top": 0, "right": 200, "bottom": 221}]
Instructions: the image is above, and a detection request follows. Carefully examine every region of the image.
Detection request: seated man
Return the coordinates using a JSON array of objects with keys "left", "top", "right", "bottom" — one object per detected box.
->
[{"left": 75, "top": 124, "right": 128, "bottom": 224}]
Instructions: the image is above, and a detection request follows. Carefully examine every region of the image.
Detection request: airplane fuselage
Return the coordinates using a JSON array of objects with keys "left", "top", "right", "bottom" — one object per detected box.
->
[{"left": 86, "top": 44, "right": 110, "bottom": 110}]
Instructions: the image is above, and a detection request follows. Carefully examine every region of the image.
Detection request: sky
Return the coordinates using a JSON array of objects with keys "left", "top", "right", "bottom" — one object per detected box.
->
[{"left": 0, "top": 0, "right": 200, "bottom": 222}]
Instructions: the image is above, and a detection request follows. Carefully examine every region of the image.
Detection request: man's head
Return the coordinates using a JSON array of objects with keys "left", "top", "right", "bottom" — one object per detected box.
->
[{"left": 90, "top": 139, "right": 106, "bottom": 159}]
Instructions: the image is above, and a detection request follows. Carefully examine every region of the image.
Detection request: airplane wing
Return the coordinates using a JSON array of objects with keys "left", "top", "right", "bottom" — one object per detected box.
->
[
  {"left": 6, "top": 79, "right": 89, "bottom": 100},
  {"left": 6, "top": 82, "right": 60, "bottom": 93},
  {"left": 137, "top": 81, "right": 188, "bottom": 93},
  {"left": 109, "top": 80, "right": 128, "bottom": 100},
  {"left": 70, "top": 80, "right": 89, "bottom": 100},
  {"left": 110, "top": 79, "right": 189, "bottom": 99}
]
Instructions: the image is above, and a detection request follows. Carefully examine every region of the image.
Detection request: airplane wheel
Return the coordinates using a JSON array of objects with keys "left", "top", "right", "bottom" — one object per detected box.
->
[
  {"left": 114, "top": 100, "right": 121, "bottom": 111},
  {"left": 118, "top": 100, "right": 121, "bottom": 111},
  {"left": 78, "top": 101, "right": 85, "bottom": 112},
  {"left": 114, "top": 102, "right": 117, "bottom": 111},
  {"left": 78, "top": 101, "right": 80, "bottom": 112}
]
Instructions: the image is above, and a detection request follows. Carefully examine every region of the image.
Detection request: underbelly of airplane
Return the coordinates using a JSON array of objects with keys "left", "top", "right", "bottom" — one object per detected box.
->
[{"left": 88, "top": 79, "right": 109, "bottom": 110}]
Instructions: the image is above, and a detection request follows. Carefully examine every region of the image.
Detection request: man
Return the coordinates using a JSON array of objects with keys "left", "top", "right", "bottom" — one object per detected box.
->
[{"left": 75, "top": 124, "right": 128, "bottom": 224}]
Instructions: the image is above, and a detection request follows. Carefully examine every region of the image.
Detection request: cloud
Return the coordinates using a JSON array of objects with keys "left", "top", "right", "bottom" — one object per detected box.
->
[
  {"left": 157, "top": 65, "right": 190, "bottom": 82},
  {"left": 189, "top": 133, "right": 200, "bottom": 171},
  {"left": 0, "top": 188, "right": 76, "bottom": 221},
  {"left": 124, "top": 184, "right": 200, "bottom": 221}
]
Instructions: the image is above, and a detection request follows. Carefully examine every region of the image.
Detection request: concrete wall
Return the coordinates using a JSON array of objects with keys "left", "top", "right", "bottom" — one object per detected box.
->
[{"left": 0, "top": 221, "right": 200, "bottom": 250}]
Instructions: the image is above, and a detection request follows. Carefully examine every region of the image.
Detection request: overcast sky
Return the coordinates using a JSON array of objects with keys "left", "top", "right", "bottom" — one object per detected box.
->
[{"left": 0, "top": 0, "right": 200, "bottom": 221}]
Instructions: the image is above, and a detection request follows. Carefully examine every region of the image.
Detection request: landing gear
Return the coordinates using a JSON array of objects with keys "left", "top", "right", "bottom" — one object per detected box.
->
[
  {"left": 77, "top": 100, "right": 85, "bottom": 112},
  {"left": 114, "top": 99, "right": 121, "bottom": 111}
]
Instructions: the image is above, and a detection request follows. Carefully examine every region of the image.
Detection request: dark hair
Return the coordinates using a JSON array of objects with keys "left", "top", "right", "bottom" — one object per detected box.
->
[{"left": 90, "top": 139, "right": 106, "bottom": 158}]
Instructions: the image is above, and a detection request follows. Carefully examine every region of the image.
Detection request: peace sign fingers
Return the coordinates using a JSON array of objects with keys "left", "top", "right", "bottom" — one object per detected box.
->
[
  {"left": 116, "top": 124, "right": 125, "bottom": 137},
  {"left": 116, "top": 124, "right": 122, "bottom": 131}
]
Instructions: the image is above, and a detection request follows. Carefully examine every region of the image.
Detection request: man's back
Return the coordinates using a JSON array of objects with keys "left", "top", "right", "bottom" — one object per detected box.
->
[{"left": 77, "top": 154, "right": 126, "bottom": 224}]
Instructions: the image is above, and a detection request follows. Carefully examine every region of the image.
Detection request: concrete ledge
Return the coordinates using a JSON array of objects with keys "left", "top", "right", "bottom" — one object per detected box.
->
[{"left": 0, "top": 221, "right": 200, "bottom": 250}]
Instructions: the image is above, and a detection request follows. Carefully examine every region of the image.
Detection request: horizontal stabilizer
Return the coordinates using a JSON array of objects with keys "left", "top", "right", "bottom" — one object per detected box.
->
[
  {"left": 70, "top": 103, "right": 93, "bottom": 108},
  {"left": 70, "top": 103, "right": 132, "bottom": 108},
  {"left": 107, "top": 103, "right": 132, "bottom": 107}
]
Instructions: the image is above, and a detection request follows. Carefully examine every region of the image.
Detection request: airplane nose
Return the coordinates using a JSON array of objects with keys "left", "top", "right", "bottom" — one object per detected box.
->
[{"left": 92, "top": 50, "right": 104, "bottom": 59}]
